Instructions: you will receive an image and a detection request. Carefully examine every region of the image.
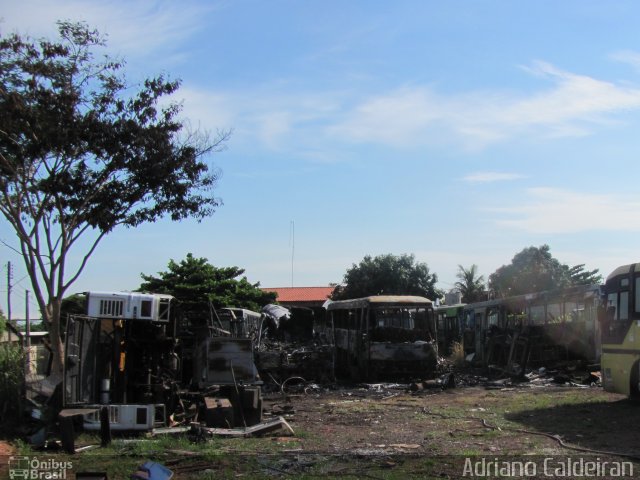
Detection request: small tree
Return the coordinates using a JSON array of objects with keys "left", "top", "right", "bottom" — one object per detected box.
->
[
  {"left": 0, "top": 310, "right": 24, "bottom": 429},
  {"left": 139, "top": 253, "right": 276, "bottom": 316},
  {"left": 566, "top": 263, "right": 602, "bottom": 286},
  {"left": 0, "top": 22, "right": 229, "bottom": 376},
  {"left": 332, "top": 253, "right": 442, "bottom": 300},
  {"left": 454, "top": 264, "right": 486, "bottom": 303}
]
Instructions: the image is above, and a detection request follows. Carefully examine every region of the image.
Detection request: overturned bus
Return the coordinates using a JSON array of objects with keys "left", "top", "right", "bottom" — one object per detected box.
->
[
  {"left": 326, "top": 295, "right": 438, "bottom": 382},
  {"left": 63, "top": 292, "right": 263, "bottom": 433}
]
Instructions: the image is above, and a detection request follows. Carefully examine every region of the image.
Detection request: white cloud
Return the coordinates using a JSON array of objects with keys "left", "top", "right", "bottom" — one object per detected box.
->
[
  {"left": 173, "top": 87, "right": 236, "bottom": 132},
  {"left": 177, "top": 57, "right": 640, "bottom": 157},
  {"left": 490, "top": 187, "right": 640, "bottom": 234},
  {"left": 461, "top": 172, "right": 526, "bottom": 183},
  {"left": 1, "top": 0, "right": 216, "bottom": 58},
  {"left": 610, "top": 50, "right": 640, "bottom": 73},
  {"left": 175, "top": 85, "right": 344, "bottom": 155},
  {"left": 327, "top": 87, "right": 443, "bottom": 147},
  {"left": 329, "top": 61, "right": 640, "bottom": 149}
]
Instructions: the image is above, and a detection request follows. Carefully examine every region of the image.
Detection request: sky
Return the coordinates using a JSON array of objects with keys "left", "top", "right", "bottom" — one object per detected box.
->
[{"left": 2, "top": 0, "right": 640, "bottom": 318}]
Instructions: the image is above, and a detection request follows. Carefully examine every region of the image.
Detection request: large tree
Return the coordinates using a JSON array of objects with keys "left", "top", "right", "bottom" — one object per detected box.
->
[
  {"left": 138, "top": 253, "right": 276, "bottom": 316},
  {"left": 332, "top": 253, "right": 442, "bottom": 300},
  {"left": 488, "top": 245, "right": 602, "bottom": 298},
  {"left": 0, "top": 22, "right": 228, "bottom": 375},
  {"left": 454, "top": 264, "right": 486, "bottom": 303}
]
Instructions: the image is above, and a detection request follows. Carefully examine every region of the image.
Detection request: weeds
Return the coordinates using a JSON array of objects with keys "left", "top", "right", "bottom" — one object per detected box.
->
[
  {"left": 0, "top": 343, "right": 25, "bottom": 430},
  {"left": 448, "top": 341, "right": 465, "bottom": 367}
]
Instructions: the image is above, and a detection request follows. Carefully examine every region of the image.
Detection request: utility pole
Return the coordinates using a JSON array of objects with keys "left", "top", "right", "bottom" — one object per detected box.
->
[
  {"left": 290, "top": 220, "right": 295, "bottom": 287},
  {"left": 25, "top": 290, "right": 30, "bottom": 348},
  {"left": 6, "top": 261, "right": 12, "bottom": 322},
  {"left": 25, "top": 289, "right": 31, "bottom": 374}
]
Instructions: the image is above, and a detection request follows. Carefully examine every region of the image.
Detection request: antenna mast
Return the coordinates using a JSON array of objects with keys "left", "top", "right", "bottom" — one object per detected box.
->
[{"left": 290, "top": 221, "right": 295, "bottom": 287}]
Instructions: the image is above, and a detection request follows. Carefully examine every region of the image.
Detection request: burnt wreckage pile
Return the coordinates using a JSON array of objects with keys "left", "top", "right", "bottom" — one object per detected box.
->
[
  {"left": 40, "top": 283, "right": 604, "bottom": 450},
  {"left": 56, "top": 294, "right": 331, "bottom": 447},
  {"left": 59, "top": 293, "right": 275, "bottom": 447},
  {"left": 255, "top": 304, "right": 334, "bottom": 388}
]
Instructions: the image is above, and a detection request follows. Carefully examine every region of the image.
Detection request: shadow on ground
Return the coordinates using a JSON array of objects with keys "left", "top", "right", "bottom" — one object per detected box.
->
[{"left": 505, "top": 397, "right": 640, "bottom": 458}]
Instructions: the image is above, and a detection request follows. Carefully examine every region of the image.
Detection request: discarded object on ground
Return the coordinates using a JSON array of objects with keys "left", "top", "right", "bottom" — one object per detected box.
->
[
  {"left": 193, "top": 416, "right": 294, "bottom": 438},
  {"left": 410, "top": 373, "right": 456, "bottom": 392},
  {"left": 132, "top": 461, "right": 173, "bottom": 480}
]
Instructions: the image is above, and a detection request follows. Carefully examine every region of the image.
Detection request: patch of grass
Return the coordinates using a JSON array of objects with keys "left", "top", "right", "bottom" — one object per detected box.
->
[
  {"left": 328, "top": 398, "right": 387, "bottom": 414},
  {"left": 459, "top": 448, "right": 482, "bottom": 456}
]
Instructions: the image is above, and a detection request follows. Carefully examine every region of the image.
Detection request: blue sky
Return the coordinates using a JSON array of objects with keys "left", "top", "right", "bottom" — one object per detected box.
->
[{"left": 2, "top": 0, "right": 640, "bottom": 317}]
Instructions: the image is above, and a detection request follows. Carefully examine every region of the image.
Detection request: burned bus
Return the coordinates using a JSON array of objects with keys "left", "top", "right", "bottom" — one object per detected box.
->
[
  {"left": 461, "top": 284, "right": 601, "bottom": 374},
  {"left": 63, "top": 291, "right": 263, "bottom": 433},
  {"left": 326, "top": 295, "right": 437, "bottom": 382},
  {"left": 435, "top": 304, "right": 465, "bottom": 355}
]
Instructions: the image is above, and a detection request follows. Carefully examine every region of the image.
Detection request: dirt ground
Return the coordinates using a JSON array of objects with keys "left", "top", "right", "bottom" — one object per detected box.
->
[
  {"left": 0, "top": 440, "right": 16, "bottom": 479},
  {"left": 244, "top": 381, "right": 640, "bottom": 478},
  {"left": 266, "top": 383, "right": 640, "bottom": 457},
  {"left": 5, "top": 379, "right": 640, "bottom": 479}
]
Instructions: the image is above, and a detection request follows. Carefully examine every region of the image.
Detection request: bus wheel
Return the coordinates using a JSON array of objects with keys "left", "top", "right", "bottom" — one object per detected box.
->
[{"left": 630, "top": 361, "right": 640, "bottom": 402}]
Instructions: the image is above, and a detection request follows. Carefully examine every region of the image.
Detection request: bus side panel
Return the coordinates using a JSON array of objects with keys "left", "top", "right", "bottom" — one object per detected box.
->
[
  {"left": 368, "top": 342, "right": 437, "bottom": 380},
  {"left": 602, "top": 320, "right": 640, "bottom": 395}
]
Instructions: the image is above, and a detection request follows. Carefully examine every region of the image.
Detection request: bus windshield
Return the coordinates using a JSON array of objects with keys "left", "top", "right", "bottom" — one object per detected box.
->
[{"left": 372, "top": 307, "right": 424, "bottom": 329}]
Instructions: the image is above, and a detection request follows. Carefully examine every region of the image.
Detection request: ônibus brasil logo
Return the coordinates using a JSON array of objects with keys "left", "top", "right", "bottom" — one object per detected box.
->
[{"left": 8, "top": 456, "right": 73, "bottom": 479}]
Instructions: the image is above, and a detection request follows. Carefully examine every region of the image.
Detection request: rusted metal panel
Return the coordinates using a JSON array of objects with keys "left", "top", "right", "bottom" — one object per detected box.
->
[
  {"left": 368, "top": 341, "right": 438, "bottom": 380},
  {"left": 369, "top": 341, "right": 436, "bottom": 362},
  {"left": 203, "top": 397, "right": 234, "bottom": 428},
  {"left": 64, "top": 317, "right": 99, "bottom": 406},
  {"left": 196, "top": 337, "right": 260, "bottom": 387}
]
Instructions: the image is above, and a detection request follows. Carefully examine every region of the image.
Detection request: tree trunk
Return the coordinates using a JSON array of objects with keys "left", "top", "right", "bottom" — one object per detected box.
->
[{"left": 48, "top": 298, "right": 65, "bottom": 380}]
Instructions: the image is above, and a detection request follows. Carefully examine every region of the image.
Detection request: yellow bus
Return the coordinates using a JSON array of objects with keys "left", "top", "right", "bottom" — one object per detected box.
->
[{"left": 601, "top": 263, "right": 640, "bottom": 398}]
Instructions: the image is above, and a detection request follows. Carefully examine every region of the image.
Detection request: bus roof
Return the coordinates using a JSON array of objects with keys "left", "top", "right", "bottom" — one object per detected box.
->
[
  {"left": 86, "top": 291, "right": 174, "bottom": 300},
  {"left": 326, "top": 295, "right": 432, "bottom": 310},
  {"left": 606, "top": 263, "right": 638, "bottom": 282}
]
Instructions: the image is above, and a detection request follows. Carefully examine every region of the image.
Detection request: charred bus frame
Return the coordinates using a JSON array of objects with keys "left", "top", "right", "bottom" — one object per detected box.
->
[
  {"left": 326, "top": 295, "right": 437, "bottom": 382},
  {"left": 63, "top": 292, "right": 264, "bottom": 433},
  {"left": 461, "top": 284, "right": 601, "bottom": 374}
]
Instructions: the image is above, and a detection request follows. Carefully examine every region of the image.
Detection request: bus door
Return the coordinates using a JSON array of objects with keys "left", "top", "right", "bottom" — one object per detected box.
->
[
  {"left": 474, "top": 308, "right": 485, "bottom": 361},
  {"left": 359, "top": 307, "right": 371, "bottom": 380},
  {"left": 462, "top": 310, "right": 475, "bottom": 356}
]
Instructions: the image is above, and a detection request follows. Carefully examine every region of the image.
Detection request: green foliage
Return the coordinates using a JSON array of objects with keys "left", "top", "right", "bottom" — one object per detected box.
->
[
  {"left": 488, "top": 245, "right": 602, "bottom": 297},
  {"left": 0, "top": 343, "right": 25, "bottom": 428},
  {"left": 61, "top": 293, "right": 87, "bottom": 319},
  {"left": 454, "top": 264, "right": 486, "bottom": 303},
  {"left": 0, "top": 309, "right": 6, "bottom": 336},
  {"left": 139, "top": 253, "right": 276, "bottom": 316},
  {"left": 0, "top": 22, "right": 228, "bottom": 372},
  {"left": 567, "top": 263, "right": 603, "bottom": 286},
  {"left": 332, "top": 253, "right": 442, "bottom": 300}
]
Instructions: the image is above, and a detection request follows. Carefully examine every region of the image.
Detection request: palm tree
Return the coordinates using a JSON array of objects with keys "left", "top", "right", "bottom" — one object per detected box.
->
[{"left": 455, "top": 264, "right": 486, "bottom": 303}]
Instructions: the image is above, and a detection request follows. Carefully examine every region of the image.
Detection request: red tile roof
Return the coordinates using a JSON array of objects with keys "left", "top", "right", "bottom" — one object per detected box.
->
[{"left": 262, "top": 286, "right": 334, "bottom": 303}]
